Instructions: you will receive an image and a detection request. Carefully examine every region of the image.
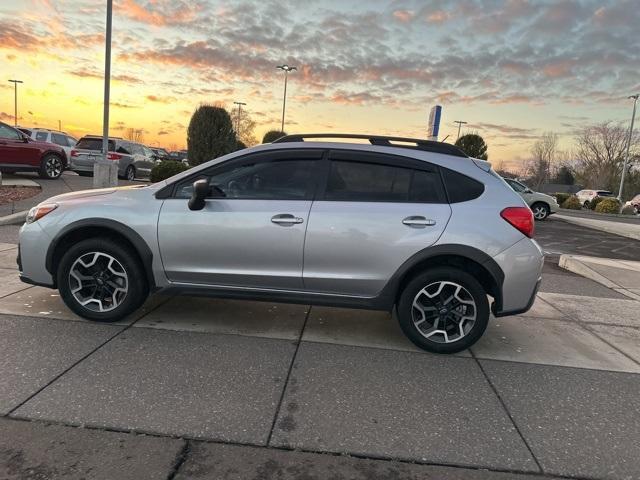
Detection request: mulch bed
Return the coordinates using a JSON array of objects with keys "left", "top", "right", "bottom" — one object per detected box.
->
[{"left": 0, "top": 186, "right": 41, "bottom": 206}]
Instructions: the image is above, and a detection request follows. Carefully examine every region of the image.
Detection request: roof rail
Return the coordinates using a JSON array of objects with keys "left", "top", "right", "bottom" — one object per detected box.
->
[{"left": 272, "top": 133, "right": 468, "bottom": 158}]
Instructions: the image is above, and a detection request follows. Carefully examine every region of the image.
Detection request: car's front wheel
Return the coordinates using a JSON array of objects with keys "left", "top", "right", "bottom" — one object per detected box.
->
[
  {"left": 397, "top": 267, "right": 489, "bottom": 354},
  {"left": 125, "top": 165, "right": 136, "bottom": 181},
  {"left": 57, "top": 238, "right": 148, "bottom": 322},
  {"left": 39, "top": 154, "right": 64, "bottom": 179},
  {"left": 531, "top": 202, "right": 550, "bottom": 220}
]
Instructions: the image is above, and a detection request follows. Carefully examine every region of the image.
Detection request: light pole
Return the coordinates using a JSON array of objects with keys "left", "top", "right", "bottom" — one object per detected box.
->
[
  {"left": 276, "top": 64, "right": 296, "bottom": 132},
  {"left": 8, "top": 79, "right": 23, "bottom": 126},
  {"left": 233, "top": 101, "right": 246, "bottom": 137},
  {"left": 94, "top": 0, "right": 115, "bottom": 188},
  {"left": 618, "top": 94, "right": 639, "bottom": 202},
  {"left": 454, "top": 120, "right": 467, "bottom": 140}
]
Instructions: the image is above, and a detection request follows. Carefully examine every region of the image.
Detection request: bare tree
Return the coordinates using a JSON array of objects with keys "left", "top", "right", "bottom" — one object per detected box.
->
[
  {"left": 125, "top": 128, "right": 145, "bottom": 143},
  {"left": 229, "top": 109, "right": 258, "bottom": 147},
  {"left": 573, "top": 121, "right": 639, "bottom": 191},
  {"left": 528, "top": 132, "right": 558, "bottom": 189}
]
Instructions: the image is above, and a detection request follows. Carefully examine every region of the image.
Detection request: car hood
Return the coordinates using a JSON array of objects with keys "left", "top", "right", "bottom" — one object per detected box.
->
[{"left": 44, "top": 185, "right": 147, "bottom": 204}]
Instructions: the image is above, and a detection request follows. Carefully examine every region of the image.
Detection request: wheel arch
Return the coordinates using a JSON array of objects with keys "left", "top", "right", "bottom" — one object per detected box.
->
[
  {"left": 379, "top": 244, "right": 504, "bottom": 313},
  {"left": 46, "top": 219, "right": 155, "bottom": 289}
]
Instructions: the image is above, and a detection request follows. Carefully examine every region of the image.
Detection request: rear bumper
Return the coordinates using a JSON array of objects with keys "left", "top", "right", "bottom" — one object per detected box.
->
[{"left": 491, "top": 237, "right": 544, "bottom": 316}]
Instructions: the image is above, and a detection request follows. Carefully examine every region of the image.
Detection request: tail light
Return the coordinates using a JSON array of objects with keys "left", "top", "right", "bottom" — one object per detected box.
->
[
  {"left": 501, "top": 207, "right": 535, "bottom": 238},
  {"left": 107, "top": 152, "right": 122, "bottom": 161},
  {"left": 70, "top": 149, "right": 79, "bottom": 157}
]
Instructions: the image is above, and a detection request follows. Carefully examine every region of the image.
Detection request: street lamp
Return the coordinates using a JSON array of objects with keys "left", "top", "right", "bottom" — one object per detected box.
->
[
  {"left": 8, "top": 79, "right": 23, "bottom": 126},
  {"left": 233, "top": 101, "right": 246, "bottom": 137},
  {"left": 617, "top": 94, "right": 639, "bottom": 202},
  {"left": 454, "top": 120, "right": 467, "bottom": 140},
  {"left": 276, "top": 64, "right": 296, "bottom": 132}
]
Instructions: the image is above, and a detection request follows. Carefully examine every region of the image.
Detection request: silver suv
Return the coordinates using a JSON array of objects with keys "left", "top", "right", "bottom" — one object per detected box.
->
[{"left": 18, "top": 134, "right": 543, "bottom": 354}]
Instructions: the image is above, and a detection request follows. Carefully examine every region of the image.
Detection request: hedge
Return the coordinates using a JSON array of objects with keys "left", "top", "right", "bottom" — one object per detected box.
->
[
  {"left": 561, "top": 196, "right": 582, "bottom": 210},
  {"left": 554, "top": 192, "right": 570, "bottom": 205},
  {"left": 150, "top": 161, "right": 189, "bottom": 183},
  {"left": 594, "top": 198, "right": 621, "bottom": 214}
]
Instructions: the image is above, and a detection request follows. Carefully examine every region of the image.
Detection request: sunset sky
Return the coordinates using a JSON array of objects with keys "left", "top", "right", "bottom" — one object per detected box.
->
[{"left": 1, "top": 0, "right": 638, "bottom": 168}]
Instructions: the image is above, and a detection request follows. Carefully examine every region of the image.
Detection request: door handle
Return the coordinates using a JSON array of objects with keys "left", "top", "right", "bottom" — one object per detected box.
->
[
  {"left": 402, "top": 216, "right": 436, "bottom": 227},
  {"left": 271, "top": 214, "right": 304, "bottom": 225}
]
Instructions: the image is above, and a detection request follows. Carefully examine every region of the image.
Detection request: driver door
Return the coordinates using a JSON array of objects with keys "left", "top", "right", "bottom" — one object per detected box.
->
[{"left": 157, "top": 149, "right": 323, "bottom": 290}]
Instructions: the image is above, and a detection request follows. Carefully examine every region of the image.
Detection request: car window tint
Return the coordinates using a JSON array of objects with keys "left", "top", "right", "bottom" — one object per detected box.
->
[
  {"left": 441, "top": 168, "right": 485, "bottom": 203},
  {"left": 66, "top": 136, "right": 77, "bottom": 147},
  {"left": 117, "top": 143, "right": 132, "bottom": 155},
  {"left": 0, "top": 124, "right": 21, "bottom": 140},
  {"left": 35, "top": 131, "right": 49, "bottom": 141},
  {"left": 326, "top": 161, "right": 411, "bottom": 202},
  {"left": 175, "top": 160, "right": 316, "bottom": 200},
  {"left": 410, "top": 170, "right": 446, "bottom": 203},
  {"left": 51, "top": 132, "right": 67, "bottom": 146},
  {"left": 506, "top": 179, "right": 526, "bottom": 193},
  {"left": 76, "top": 138, "right": 116, "bottom": 151}
]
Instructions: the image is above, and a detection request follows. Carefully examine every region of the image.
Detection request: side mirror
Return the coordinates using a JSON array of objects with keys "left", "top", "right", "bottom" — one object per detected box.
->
[
  {"left": 188, "top": 179, "right": 208, "bottom": 211},
  {"left": 22, "top": 134, "right": 29, "bottom": 143}
]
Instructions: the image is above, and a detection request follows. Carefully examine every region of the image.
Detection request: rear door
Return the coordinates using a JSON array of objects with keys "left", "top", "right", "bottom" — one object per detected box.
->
[{"left": 303, "top": 150, "right": 452, "bottom": 296}]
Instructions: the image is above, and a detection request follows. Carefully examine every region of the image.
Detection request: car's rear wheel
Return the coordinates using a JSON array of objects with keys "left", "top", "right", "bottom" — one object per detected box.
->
[
  {"left": 531, "top": 202, "right": 550, "bottom": 220},
  {"left": 125, "top": 165, "right": 135, "bottom": 181},
  {"left": 39, "top": 154, "right": 64, "bottom": 179},
  {"left": 397, "top": 267, "right": 489, "bottom": 354},
  {"left": 57, "top": 238, "right": 148, "bottom": 322}
]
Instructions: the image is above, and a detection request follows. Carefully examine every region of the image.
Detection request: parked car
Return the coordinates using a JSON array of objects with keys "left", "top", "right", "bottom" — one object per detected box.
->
[
  {"left": 575, "top": 189, "right": 614, "bottom": 208},
  {"left": 19, "top": 127, "right": 77, "bottom": 161},
  {"left": 627, "top": 194, "right": 640, "bottom": 214},
  {"left": 0, "top": 121, "right": 67, "bottom": 179},
  {"left": 150, "top": 147, "right": 170, "bottom": 162},
  {"left": 18, "top": 133, "right": 543, "bottom": 354},
  {"left": 503, "top": 178, "right": 559, "bottom": 220},
  {"left": 69, "top": 136, "right": 155, "bottom": 180}
]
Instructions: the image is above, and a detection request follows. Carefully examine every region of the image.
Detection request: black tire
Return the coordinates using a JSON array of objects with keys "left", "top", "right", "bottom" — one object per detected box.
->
[
  {"left": 125, "top": 165, "right": 135, "bottom": 181},
  {"left": 397, "top": 267, "right": 489, "bottom": 354},
  {"left": 39, "top": 153, "right": 64, "bottom": 179},
  {"left": 77, "top": 171, "right": 93, "bottom": 177},
  {"left": 531, "top": 202, "right": 550, "bottom": 221},
  {"left": 57, "top": 238, "right": 148, "bottom": 322}
]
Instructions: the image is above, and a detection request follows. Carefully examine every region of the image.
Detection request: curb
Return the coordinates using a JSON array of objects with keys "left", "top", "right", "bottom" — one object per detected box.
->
[
  {"left": 559, "top": 254, "right": 640, "bottom": 301},
  {"left": 0, "top": 210, "right": 28, "bottom": 226},
  {"left": 554, "top": 214, "right": 640, "bottom": 241}
]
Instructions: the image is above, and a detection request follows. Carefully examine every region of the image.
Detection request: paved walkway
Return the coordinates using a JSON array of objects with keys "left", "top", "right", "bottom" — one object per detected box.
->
[
  {"left": 560, "top": 254, "right": 640, "bottom": 301},
  {"left": 1, "top": 241, "right": 639, "bottom": 479},
  {"left": 555, "top": 213, "right": 640, "bottom": 241}
]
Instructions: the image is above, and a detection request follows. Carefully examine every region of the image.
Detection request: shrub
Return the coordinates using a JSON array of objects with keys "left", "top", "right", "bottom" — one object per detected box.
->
[
  {"left": 561, "top": 196, "right": 582, "bottom": 210},
  {"left": 594, "top": 198, "right": 621, "bottom": 214},
  {"left": 150, "top": 160, "right": 189, "bottom": 183},
  {"left": 454, "top": 133, "right": 488, "bottom": 160},
  {"left": 588, "top": 196, "right": 606, "bottom": 210},
  {"left": 262, "top": 130, "right": 287, "bottom": 143},
  {"left": 621, "top": 204, "right": 637, "bottom": 215},
  {"left": 187, "top": 105, "right": 237, "bottom": 166},
  {"left": 554, "top": 192, "right": 570, "bottom": 205}
]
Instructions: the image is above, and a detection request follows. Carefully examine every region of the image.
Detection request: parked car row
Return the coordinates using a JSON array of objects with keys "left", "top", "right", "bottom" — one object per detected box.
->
[
  {"left": 0, "top": 121, "right": 185, "bottom": 181},
  {"left": 502, "top": 178, "right": 559, "bottom": 220}
]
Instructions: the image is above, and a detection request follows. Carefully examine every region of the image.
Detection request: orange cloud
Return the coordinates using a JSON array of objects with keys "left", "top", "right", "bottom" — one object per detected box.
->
[
  {"left": 426, "top": 10, "right": 451, "bottom": 24},
  {"left": 392, "top": 10, "right": 414, "bottom": 23},
  {"left": 118, "top": 0, "right": 200, "bottom": 26}
]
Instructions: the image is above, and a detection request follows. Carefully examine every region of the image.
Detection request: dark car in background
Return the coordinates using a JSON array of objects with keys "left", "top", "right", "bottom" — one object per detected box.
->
[
  {"left": 70, "top": 135, "right": 155, "bottom": 180},
  {"left": 0, "top": 121, "right": 67, "bottom": 179},
  {"left": 150, "top": 147, "right": 170, "bottom": 162}
]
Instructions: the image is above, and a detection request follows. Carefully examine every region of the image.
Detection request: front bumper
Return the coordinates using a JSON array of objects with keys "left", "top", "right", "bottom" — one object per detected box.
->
[{"left": 18, "top": 222, "right": 55, "bottom": 288}]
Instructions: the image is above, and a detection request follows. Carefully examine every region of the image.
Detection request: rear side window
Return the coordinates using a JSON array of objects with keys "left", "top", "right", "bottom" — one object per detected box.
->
[
  {"left": 325, "top": 161, "right": 445, "bottom": 203},
  {"left": 76, "top": 138, "right": 116, "bottom": 151},
  {"left": 66, "top": 136, "right": 77, "bottom": 147},
  {"left": 51, "top": 132, "right": 67, "bottom": 146},
  {"left": 441, "top": 168, "right": 484, "bottom": 203},
  {"left": 35, "top": 131, "right": 48, "bottom": 141}
]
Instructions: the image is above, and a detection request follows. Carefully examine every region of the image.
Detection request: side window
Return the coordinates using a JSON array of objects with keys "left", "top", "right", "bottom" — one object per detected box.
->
[
  {"left": 51, "top": 132, "right": 67, "bottom": 146},
  {"left": 116, "top": 143, "right": 132, "bottom": 155},
  {"left": 35, "top": 131, "right": 49, "bottom": 141},
  {"left": 410, "top": 170, "right": 446, "bottom": 203},
  {"left": 66, "top": 136, "right": 77, "bottom": 147},
  {"left": 0, "top": 124, "right": 21, "bottom": 140},
  {"left": 441, "top": 168, "right": 485, "bottom": 203},
  {"left": 175, "top": 159, "right": 316, "bottom": 200},
  {"left": 325, "top": 161, "right": 411, "bottom": 202},
  {"left": 506, "top": 179, "right": 526, "bottom": 193}
]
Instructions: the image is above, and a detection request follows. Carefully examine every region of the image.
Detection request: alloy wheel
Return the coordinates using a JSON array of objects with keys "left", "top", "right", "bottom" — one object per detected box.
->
[
  {"left": 411, "top": 281, "right": 477, "bottom": 344},
  {"left": 68, "top": 252, "right": 128, "bottom": 312},
  {"left": 46, "top": 157, "right": 62, "bottom": 178},
  {"left": 532, "top": 205, "right": 548, "bottom": 220},
  {"left": 126, "top": 167, "right": 135, "bottom": 181}
]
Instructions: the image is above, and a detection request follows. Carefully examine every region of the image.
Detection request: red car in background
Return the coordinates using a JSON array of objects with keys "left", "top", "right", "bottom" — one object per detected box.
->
[{"left": 0, "top": 121, "right": 67, "bottom": 179}]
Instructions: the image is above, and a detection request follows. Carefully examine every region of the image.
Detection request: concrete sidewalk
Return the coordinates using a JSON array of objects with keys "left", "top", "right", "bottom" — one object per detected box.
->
[
  {"left": 555, "top": 213, "right": 640, "bottom": 241},
  {"left": 560, "top": 254, "right": 640, "bottom": 301}
]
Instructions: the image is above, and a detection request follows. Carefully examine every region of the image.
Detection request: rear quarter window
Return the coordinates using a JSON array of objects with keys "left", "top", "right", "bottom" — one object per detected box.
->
[{"left": 441, "top": 168, "right": 485, "bottom": 203}]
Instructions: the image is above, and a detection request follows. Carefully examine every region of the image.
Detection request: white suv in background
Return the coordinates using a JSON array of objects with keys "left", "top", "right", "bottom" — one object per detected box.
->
[
  {"left": 20, "top": 128, "right": 77, "bottom": 160},
  {"left": 575, "top": 189, "right": 614, "bottom": 208}
]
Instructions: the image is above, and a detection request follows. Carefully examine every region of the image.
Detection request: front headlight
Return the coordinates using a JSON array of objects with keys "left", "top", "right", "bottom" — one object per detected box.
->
[{"left": 25, "top": 204, "right": 58, "bottom": 224}]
